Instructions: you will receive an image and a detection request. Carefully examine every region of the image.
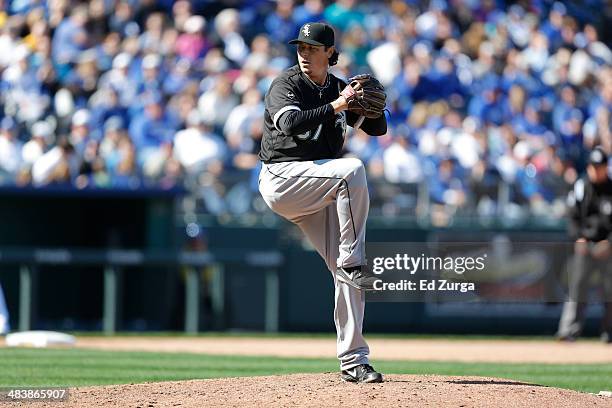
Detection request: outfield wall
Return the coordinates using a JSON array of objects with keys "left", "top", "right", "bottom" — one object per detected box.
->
[{"left": 1, "top": 192, "right": 601, "bottom": 336}]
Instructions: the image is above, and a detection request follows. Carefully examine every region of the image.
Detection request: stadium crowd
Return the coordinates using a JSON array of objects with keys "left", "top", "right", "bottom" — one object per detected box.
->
[{"left": 0, "top": 0, "right": 609, "bottom": 221}]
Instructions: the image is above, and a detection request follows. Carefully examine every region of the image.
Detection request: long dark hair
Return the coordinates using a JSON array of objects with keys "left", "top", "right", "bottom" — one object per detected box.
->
[{"left": 327, "top": 48, "right": 339, "bottom": 66}]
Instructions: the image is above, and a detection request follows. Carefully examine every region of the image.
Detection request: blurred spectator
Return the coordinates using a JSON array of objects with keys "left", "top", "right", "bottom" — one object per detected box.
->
[
  {"left": 512, "top": 100, "right": 552, "bottom": 147},
  {"left": 32, "top": 136, "right": 75, "bottom": 186},
  {"left": 521, "top": 31, "right": 549, "bottom": 73},
  {"left": 341, "top": 24, "right": 370, "bottom": 71},
  {"left": 293, "top": 0, "right": 324, "bottom": 28},
  {"left": 98, "top": 52, "right": 137, "bottom": 106},
  {"left": 468, "top": 159, "right": 502, "bottom": 216},
  {"left": 64, "top": 50, "right": 100, "bottom": 107},
  {"left": 198, "top": 74, "right": 238, "bottom": 132},
  {"left": 0, "top": 117, "right": 22, "bottom": 177},
  {"left": 136, "top": 53, "right": 164, "bottom": 100},
  {"left": 87, "top": 0, "right": 111, "bottom": 44},
  {"left": 541, "top": 2, "right": 566, "bottom": 52},
  {"left": 113, "top": 135, "right": 140, "bottom": 188},
  {"left": 108, "top": 1, "right": 136, "bottom": 38},
  {"left": 69, "top": 109, "right": 92, "bottom": 154},
  {"left": 129, "top": 93, "right": 179, "bottom": 167},
  {"left": 0, "top": 19, "right": 21, "bottom": 68},
  {"left": 2, "top": 44, "right": 50, "bottom": 123},
  {"left": 223, "top": 88, "right": 263, "bottom": 168},
  {"left": 52, "top": 5, "right": 89, "bottom": 66},
  {"left": 535, "top": 147, "right": 575, "bottom": 209},
  {"left": 175, "top": 15, "right": 208, "bottom": 62},
  {"left": 468, "top": 81, "right": 504, "bottom": 126},
  {"left": 213, "top": 8, "right": 248, "bottom": 65},
  {"left": 99, "top": 116, "right": 126, "bottom": 175},
  {"left": 383, "top": 135, "right": 423, "bottom": 184},
  {"left": 75, "top": 138, "right": 108, "bottom": 188},
  {"left": 163, "top": 58, "right": 194, "bottom": 96},
  {"left": 173, "top": 110, "right": 226, "bottom": 174},
  {"left": 22, "top": 120, "right": 52, "bottom": 167},
  {"left": 264, "top": 0, "right": 297, "bottom": 47},
  {"left": 140, "top": 12, "right": 165, "bottom": 54},
  {"left": 430, "top": 157, "right": 467, "bottom": 208},
  {"left": 171, "top": 0, "right": 192, "bottom": 33},
  {"left": 90, "top": 87, "right": 129, "bottom": 139},
  {"left": 243, "top": 35, "right": 271, "bottom": 78}
]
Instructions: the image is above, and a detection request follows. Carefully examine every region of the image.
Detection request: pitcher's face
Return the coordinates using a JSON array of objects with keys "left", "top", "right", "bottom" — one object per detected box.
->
[{"left": 297, "top": 42, "right": 332, "bottom": 79}]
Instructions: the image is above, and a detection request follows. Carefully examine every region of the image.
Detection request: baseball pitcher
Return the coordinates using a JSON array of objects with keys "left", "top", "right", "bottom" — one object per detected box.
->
[{"left": 258, "top": 22, "right": 387, "bottom": 383}]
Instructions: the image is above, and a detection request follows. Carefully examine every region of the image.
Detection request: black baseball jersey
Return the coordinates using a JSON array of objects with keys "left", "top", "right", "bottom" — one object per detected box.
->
[
  {"left": 568, "top": 176, "right": 612, "bottom": 242},
  {"left": 259, "top": 65, "right": 384, "bottom": 163}
]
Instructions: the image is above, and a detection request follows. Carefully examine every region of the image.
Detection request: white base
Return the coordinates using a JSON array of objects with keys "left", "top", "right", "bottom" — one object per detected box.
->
[{"left": 5, "top": 331, "right": 76, "bottom": 348}]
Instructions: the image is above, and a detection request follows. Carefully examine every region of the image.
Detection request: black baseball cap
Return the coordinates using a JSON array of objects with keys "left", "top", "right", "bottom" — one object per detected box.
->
[
  {"left": 588, "top": 147, "right": 608, "bottom": 166},
  {"left": 289, "top": 22, "right": 335, "bottom": 47}
]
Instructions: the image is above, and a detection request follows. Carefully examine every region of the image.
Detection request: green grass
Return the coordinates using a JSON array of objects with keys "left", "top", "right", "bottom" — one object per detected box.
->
[{"left": 0, "top": 348, "right": 610, "bottom": 393}]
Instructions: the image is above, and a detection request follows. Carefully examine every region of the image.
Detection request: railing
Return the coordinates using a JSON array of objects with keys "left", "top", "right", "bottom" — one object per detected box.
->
[
  {"left": 0, "top": 247, "right": 283, "bottom": 334},
  {"left": 185, "top": 169, "right": 567, "bottom": 226}
]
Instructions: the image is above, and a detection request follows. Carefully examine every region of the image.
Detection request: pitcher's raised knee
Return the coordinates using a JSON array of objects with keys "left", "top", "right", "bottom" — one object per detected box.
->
[{"left": 341, "top": 158, "right": 366, "bottom": 182}]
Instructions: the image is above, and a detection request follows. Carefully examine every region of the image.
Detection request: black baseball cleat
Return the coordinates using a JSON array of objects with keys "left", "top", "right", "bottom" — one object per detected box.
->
[
  {"left": 341, "top": 364, "right": 384, "bottom": 383},
  {"left": 335, "top": 266, "right": 378, "bottom": 291},
  {"left": 601, "top": 331, "right": 612, "bottom": 344}
]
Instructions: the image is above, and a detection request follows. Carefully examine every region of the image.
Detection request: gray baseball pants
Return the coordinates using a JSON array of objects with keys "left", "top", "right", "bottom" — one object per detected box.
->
[
  {"left": 258, "top": 158, "right": 370, "bottom": 370},
  {"left": 558, "top": 252, "right": 612, "bottom": 338}
]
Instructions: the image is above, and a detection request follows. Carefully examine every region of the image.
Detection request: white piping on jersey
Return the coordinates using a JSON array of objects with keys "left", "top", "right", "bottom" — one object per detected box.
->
[
  {"left": 273, "top": 105, "right": 301, "bottom": 132},
  {"left": 311, "top": 123, "right": 322, "bottom": 141}
]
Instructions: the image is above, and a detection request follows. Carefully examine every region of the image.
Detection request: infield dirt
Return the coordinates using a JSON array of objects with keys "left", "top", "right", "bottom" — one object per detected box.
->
[{"left": 5, "top": 373, "right": 611, "bottom": 408}]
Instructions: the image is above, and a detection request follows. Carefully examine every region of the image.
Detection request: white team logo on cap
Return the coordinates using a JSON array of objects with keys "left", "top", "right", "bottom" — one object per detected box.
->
[{"left": 303, "top": 24, "right": 311, "bottom": 37}]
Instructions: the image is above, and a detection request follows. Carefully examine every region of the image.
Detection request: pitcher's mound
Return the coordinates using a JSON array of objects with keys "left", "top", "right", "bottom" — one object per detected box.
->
[{"left": 33, "top": 373, "right": 611, "bottom": 407}]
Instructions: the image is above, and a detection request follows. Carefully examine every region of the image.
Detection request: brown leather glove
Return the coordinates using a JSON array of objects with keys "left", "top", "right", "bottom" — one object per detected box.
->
[{"left": 340, "top": 74, "right": 387, "bottom": 119}]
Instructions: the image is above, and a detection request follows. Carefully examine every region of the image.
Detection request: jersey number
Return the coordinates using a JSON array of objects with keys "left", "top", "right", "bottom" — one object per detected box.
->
[{"left": 296, "top": 124, "right": 323, "bottom": 141}]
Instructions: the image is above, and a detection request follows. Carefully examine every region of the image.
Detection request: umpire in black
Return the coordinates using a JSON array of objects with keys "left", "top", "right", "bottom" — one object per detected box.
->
[{"left": 557, "top": 147, "right": 612, "bottom": 343}]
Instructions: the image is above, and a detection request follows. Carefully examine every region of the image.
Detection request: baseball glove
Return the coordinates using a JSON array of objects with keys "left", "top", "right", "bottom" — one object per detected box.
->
[{"left": 340, "top": 74, "right": 386, "bottom": 119}]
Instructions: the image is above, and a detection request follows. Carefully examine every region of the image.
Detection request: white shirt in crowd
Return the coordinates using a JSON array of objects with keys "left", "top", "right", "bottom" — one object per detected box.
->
[
  {"left": 383, "top": 141, "right": 423, "bottom": 184},
  {"left": 0, "top": 134, "right": 21, "bottom": 174},
  {"left": 173, "top": 127, "right": 227, "bottom": 172},
  {"left": 21, "top": 139, "right": 45, "bottom": 166},
  {"left": 32, "top": 146, "right": 63, "bottom": 185},
  {"left": 0, "top": 33, "right": 17, "bottom": 68}
]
